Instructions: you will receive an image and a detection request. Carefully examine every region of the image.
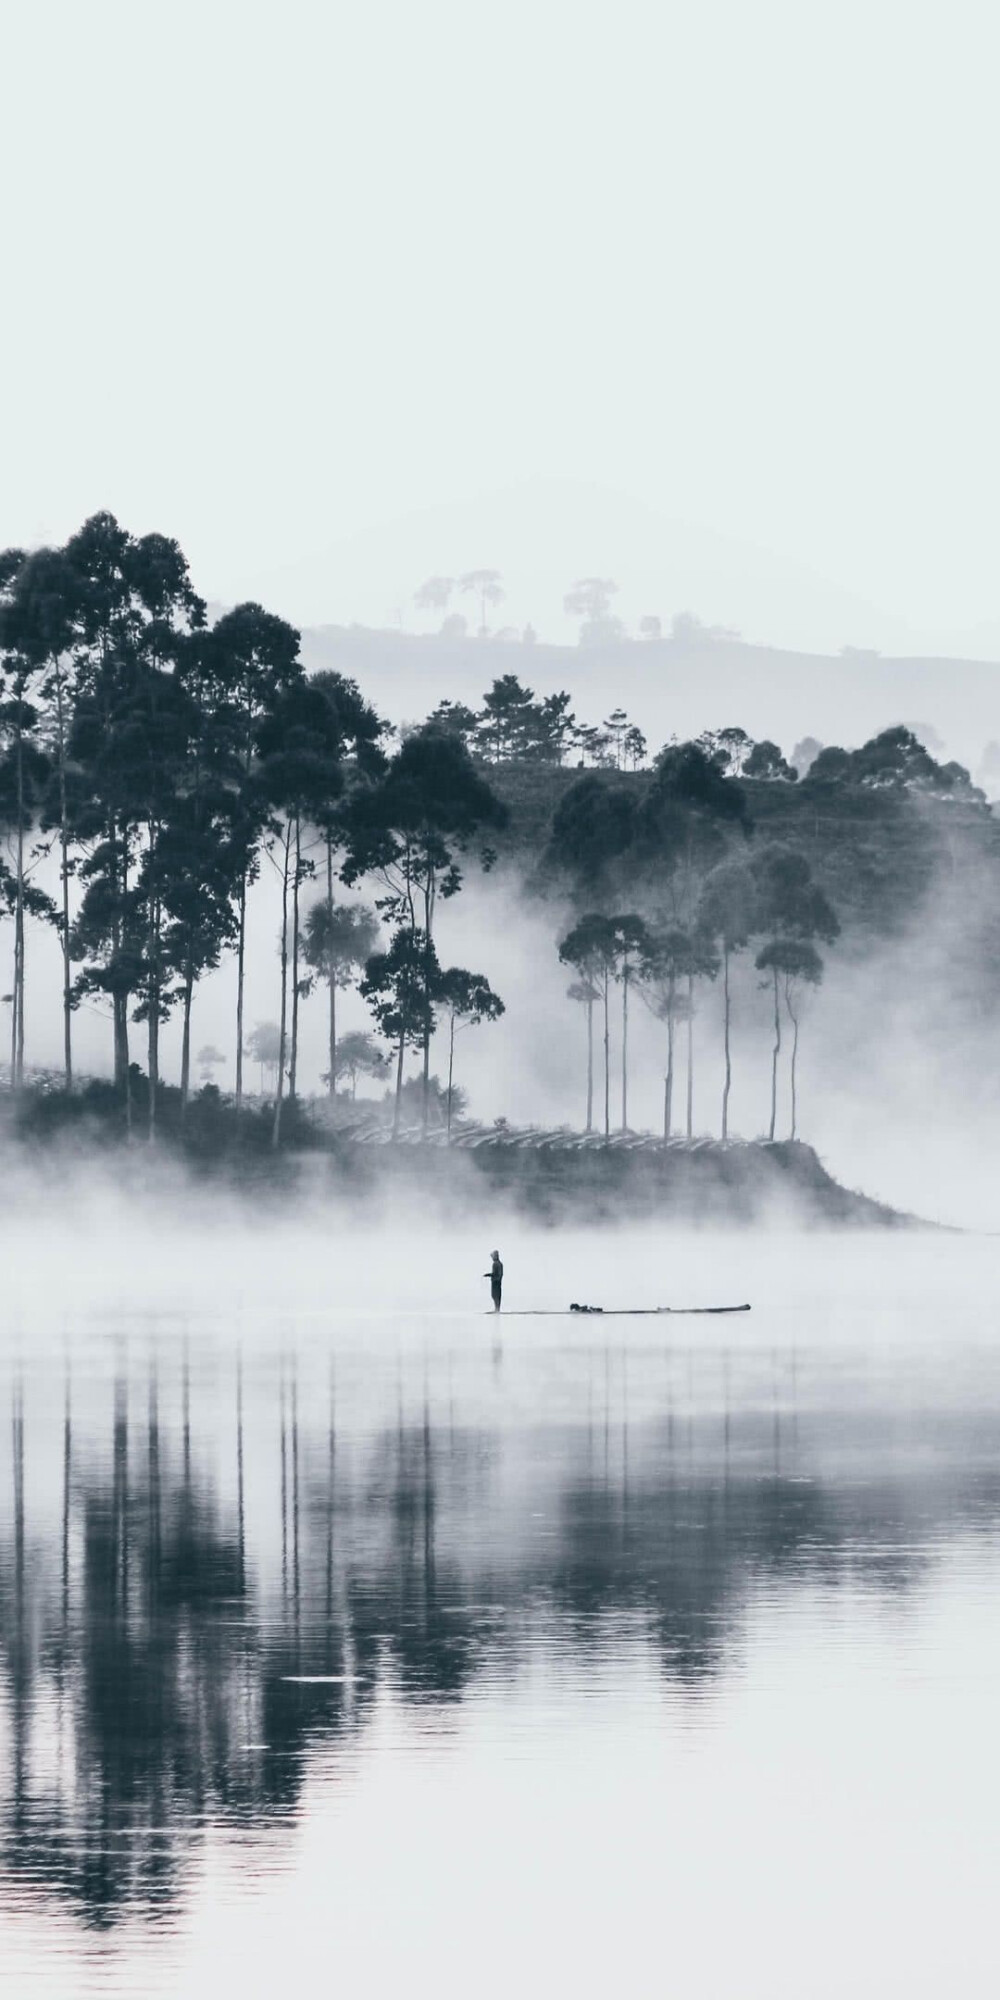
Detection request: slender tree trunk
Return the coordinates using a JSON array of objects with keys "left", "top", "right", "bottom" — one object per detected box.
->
[
  {"left": 9, "top": 932, "right": 16, "bottom": 1088},
  {"left": 235, "top": 873, "right": 247, "bottom": 1111},
  {"left": 13, "top": 720, "right": 24, "bottom": 1095},
  {"left": 393, "top": 1027, "right": 405, "bottom": 1138},
  {"left": 664, "top": 976, "right": 675, "bottom": 1143},
  {"left": 686, "top": 971, "right": 694, "bottom": 1139},
  {"left": 721, "top": 945, "right": 732, "bottom": 1142},
  {"left": 326, "top": 836, "right": 336, "bottom": 1099},
  {"left": 585, "top": 997, "right": 594, "bottom": 1133},
  {"left": 289, "top": 815, "right": 301, "bottom": 1104},
  {"left": 147, "top": 833, "right": 158, "bottom": 1145},
  {"left": 787, "top": 982, "right": 799, "bottom": 1140},
  {"left": 421, "top": 875, "right": 435, "bottom": 1135},
  {"left": 621, "top": 962, "right": 629, "bottom": 1134},
  {"left": 55, "top": 666, "right": 72, "bottom": 1089},
  {"left": 121, "top": 825, "right": 131, "bottom": 1141},
  {"left": 180, "top": 965, "right": 195, "bottom": 1114},
  {"left": 272, "top": 823, "right": 291, "bottom": 1150},
  {"left": 603, "top": 969, "right": 610, "bottom": 1139},
  {"left": 768, "top": 965, "right": 781, "bottom": 1142},
  {"left": 447, "top": 1012, "right": 455, "bottom": 1140}
]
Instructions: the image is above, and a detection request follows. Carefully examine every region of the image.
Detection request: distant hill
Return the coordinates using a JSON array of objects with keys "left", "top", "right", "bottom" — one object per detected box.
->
[{"left": 300, "top": 623, "right": 1000, "bottom": 780}]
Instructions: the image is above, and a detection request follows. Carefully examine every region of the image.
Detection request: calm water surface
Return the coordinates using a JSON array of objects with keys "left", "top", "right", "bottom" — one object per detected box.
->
[{"left": 1, "top": 1229, "right": 999, "bottom": 1997}]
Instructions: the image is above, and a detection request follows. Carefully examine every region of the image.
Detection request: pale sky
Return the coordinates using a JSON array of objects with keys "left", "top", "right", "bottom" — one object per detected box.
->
[{"left": 4, "top": 0, "right": 999, "bottom": 653}]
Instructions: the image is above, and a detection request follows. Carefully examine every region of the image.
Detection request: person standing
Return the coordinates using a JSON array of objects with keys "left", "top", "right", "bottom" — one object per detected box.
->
[{"left": 485, "top": 1250, "right": 504, "bottom": 1312}]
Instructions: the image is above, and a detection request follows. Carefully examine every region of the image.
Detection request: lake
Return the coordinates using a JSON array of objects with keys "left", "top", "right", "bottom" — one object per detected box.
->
[{"left": 1, "top": 1223, "right": 998, "bottom": 1997}]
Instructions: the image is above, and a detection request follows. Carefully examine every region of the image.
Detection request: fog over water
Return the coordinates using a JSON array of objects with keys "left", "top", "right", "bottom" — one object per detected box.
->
[{"left": 2, "top": 1227, "right": 1000, "bottom": 1997}]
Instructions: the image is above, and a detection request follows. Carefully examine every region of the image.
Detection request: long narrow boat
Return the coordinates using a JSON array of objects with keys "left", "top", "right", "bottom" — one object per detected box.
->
[{"left": 497, "top": 1303, "right": 751, "bottom": 1317}]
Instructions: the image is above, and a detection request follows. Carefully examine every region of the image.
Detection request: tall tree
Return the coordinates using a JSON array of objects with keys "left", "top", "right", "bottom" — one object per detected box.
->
[
  {"left": 637, "top": 926, "right": 690, "bottom": 1143},
  {"left": 753, "top": 848, "right": 839, "bottom": 1141},
  {"left": 2, "top": 546, "right": 78, "bottom": 1087},
  {"left": 437, "top": 965, "right": 504, "bottom": 1138},
  {"left": 62, "top": 514, "right": 205, "bottom": 1134},
  {"left": 343, "top": 726, "right": 506, "bottom": 1130},
  {"left": 303, "top": 669, "right": 387, "bottom": 1100},
  {"left": 640, "top": 924, "right": 717, "bottom": 1140},
  {"left": 698, "top": 860, "right": 758, "bottom": 1140},
  {"left": 610, "top": 914, "right": 651, "bottom": 1133},
  {"left": 360, "top": 926, "right": 441, "bottom": 1136},
  {"left": 209, "top": 604, "right": 302, "bottom": 1111},
  {"left": 754, "top": 939, "right": 824, "bottom": 1139},
  {"left": 0, "top": 557, "right": 55, "bottom": 1091},
  {"left": 254, "top": 682, "right": 344, "bottom": 1145},
  {"left": 558, "top": 914, "right": 621, "bottom": 1138},
  {"left": 167, "top": 625, "right": 245, "bottom": 1115},
  {"left": 300, "top": 899, "right": 379, "bottom": 1100},
  {"left": 565, "top": 978, "right": 599, "bottom": 1133}
]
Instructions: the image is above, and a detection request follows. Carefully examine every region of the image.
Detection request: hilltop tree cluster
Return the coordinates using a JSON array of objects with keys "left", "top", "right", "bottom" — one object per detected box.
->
[{"left": 429, "top": 676, "right": 646, "bottom": 769}]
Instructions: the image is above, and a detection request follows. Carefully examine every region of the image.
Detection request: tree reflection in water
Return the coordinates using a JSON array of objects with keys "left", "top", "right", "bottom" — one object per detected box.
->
[{"left": 2, "top": 1335, "right": 1000, "bottom": 1930}]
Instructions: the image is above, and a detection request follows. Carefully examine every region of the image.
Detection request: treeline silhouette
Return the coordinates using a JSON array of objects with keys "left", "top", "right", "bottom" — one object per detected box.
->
[{"left": 0, "top": 514, "right": 989, "bottom": 1148}]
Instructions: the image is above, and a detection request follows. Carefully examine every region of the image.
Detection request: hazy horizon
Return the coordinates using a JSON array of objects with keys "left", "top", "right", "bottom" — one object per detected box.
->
[{"left": 6, "top": 2, "right": 1000, "bottom": 659}]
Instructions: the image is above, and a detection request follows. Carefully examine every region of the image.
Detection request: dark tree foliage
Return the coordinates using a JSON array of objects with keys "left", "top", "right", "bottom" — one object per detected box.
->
[
  {"left": 744, "top": 739, "right": 798, "bottom": 781},
  {"left": 803, "top": 728, "right": 984, "bottom": 801},
  {"left": 344, "top": 726, "right": 506, "bottom": 1129},
  {"left": 546, "top": 774, "right": 637, "bottom": 896},
  {"left": 360, "top": 926, "right": 443, "bottom": 1136}
]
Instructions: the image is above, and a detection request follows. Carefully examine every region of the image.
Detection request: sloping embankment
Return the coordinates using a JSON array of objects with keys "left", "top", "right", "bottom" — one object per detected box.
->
[{"left": 321, "top": 1129, "right": 918, "bottom": 1228}]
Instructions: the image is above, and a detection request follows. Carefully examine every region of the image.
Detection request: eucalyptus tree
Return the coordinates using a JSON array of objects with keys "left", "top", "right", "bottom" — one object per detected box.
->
[
  {"left": 343, "top": 726, "right": 507, "bottom": 1130},
  {"left": 436, "top": 965, "right": 504, "bottom": 1137},
  {"left": 254, "top": 681, "right": 344, "bottom": 1145},
  {"left": 0, "top": 551, "right": 56, "bottom": 1090},
  {"left": 166, "top": 624, "right": 247, "bottom": 1114},
  {"left": 359, "top": 926, "right": 442, "bottom": 1136},
  {"left": 1, "top": 545, "right": 78, "bottom": 1086},
  {"left": 637, "top": 926, "right": 689, "bottom": 1142},
  {"left": 558, "top": 914, "right": 620, "bottom": 1138},
  {"left": 755, "top": 939, "right": 823, "bottom": 1139},
  {"left": 565, "top": 977, "right": 599, "bottom": 1132},
  {"left": 611, "top": 914, "right": 651, "bottom": 1132},
  {"left": 304, "top": 668, "right": 386, "bottom": 1097},
  {"left": 61, "top": 514, "right": 205, "bottom": 1131},
  {"left": 209, "top": 603, "right": 302, "bottom": 1110},
  {"left": 301, "top": 899, "right": 379, "bottom": 1099},
  {"left": 698, "top": 859, "right": 758, "bottom": 1140},
  {"left": 753, "top": 847, "right": 839, "bottom": 1141}
]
